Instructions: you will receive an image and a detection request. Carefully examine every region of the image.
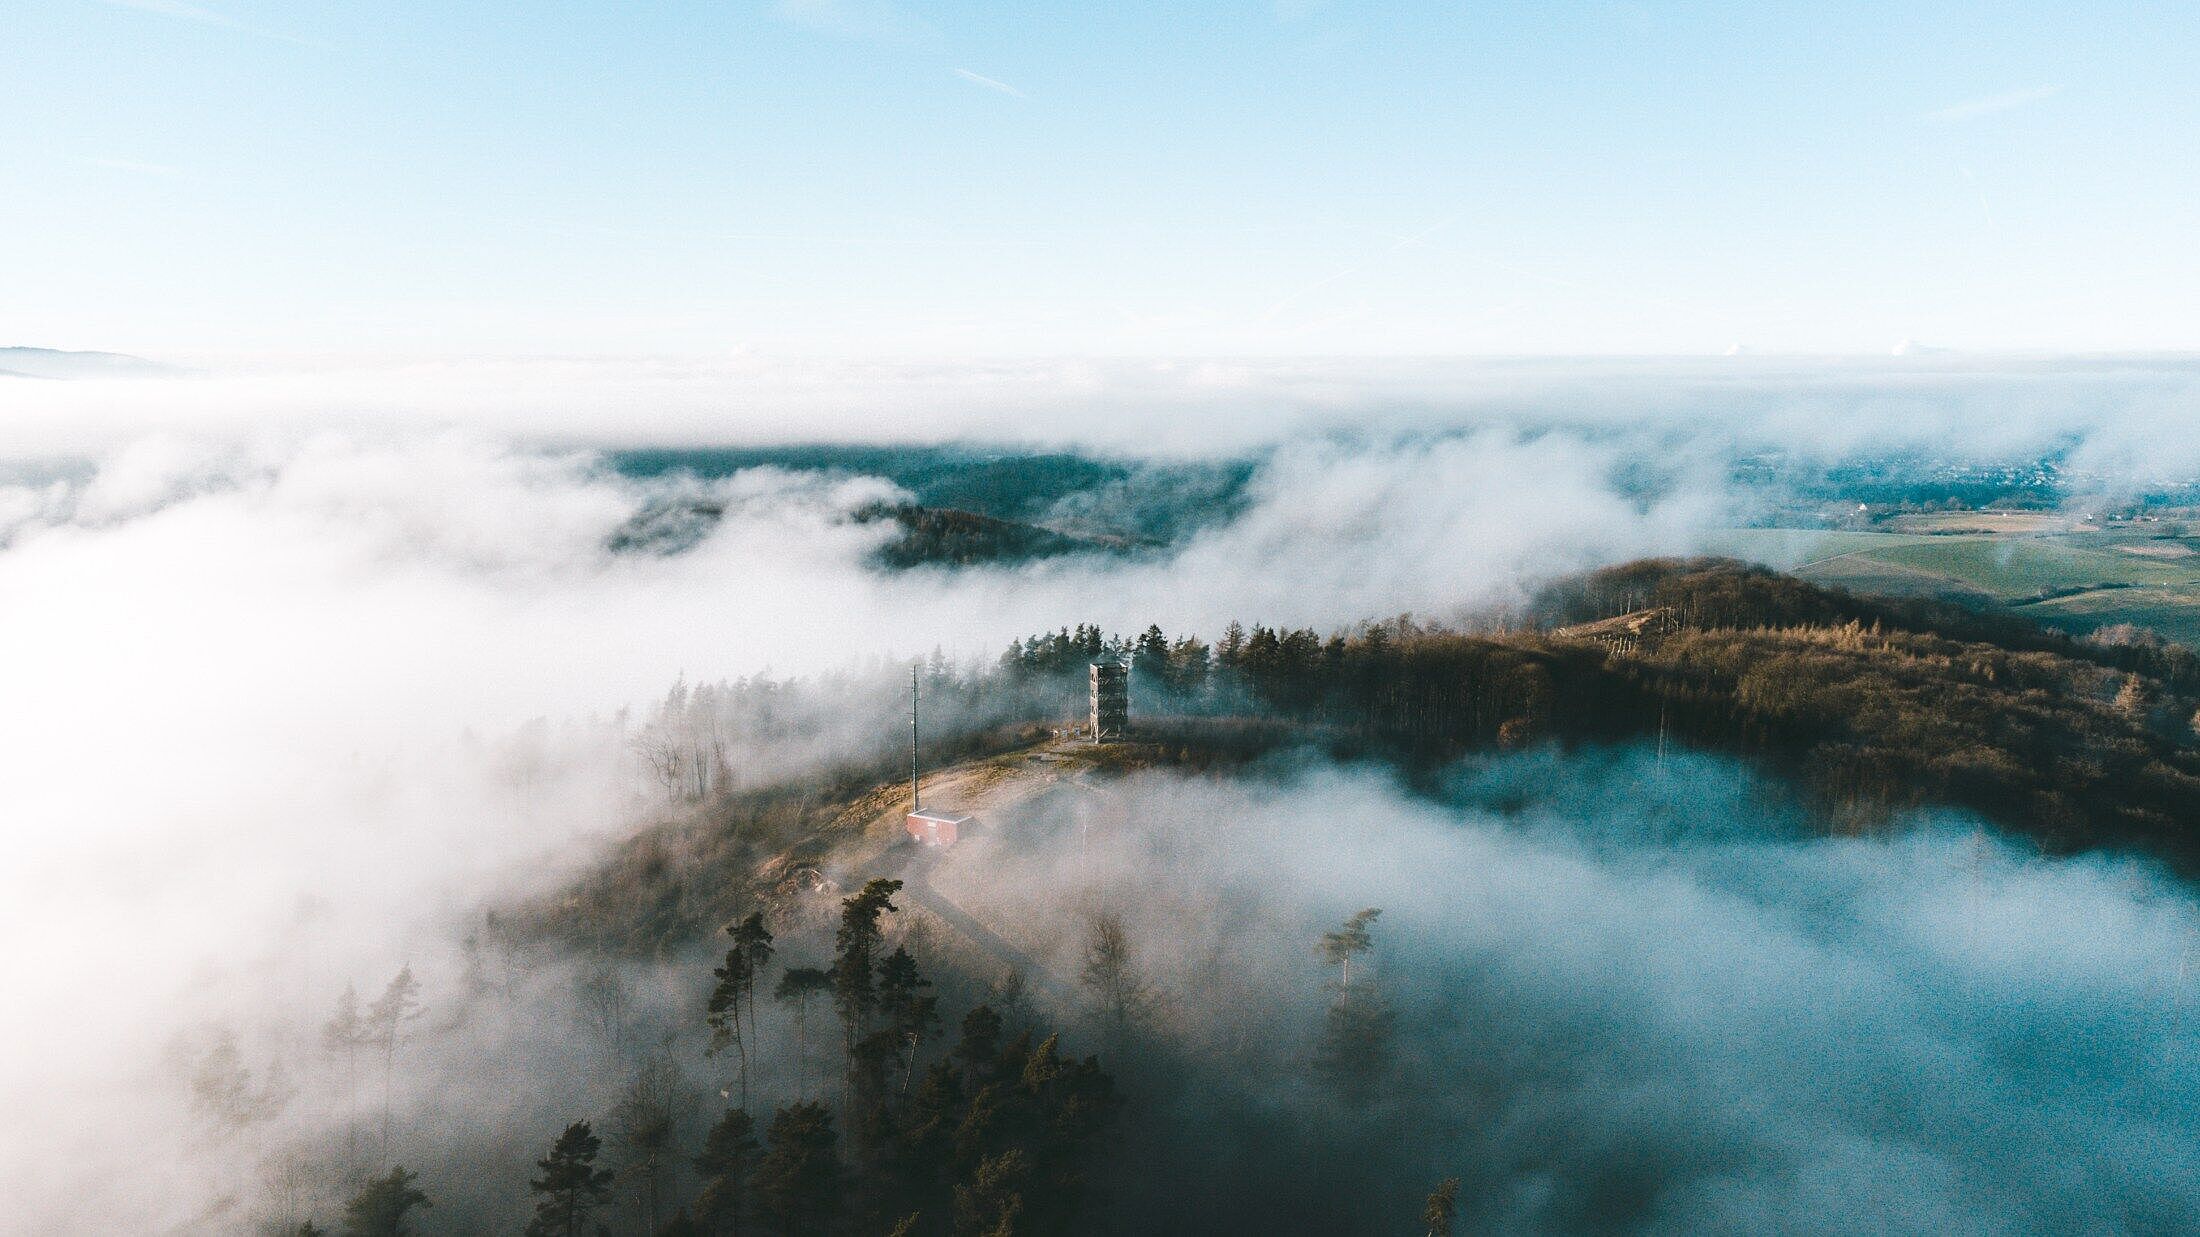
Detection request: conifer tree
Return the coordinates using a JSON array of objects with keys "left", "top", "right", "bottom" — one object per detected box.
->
[
  {"left": 339, "top": 1166, "right": 429, "bottom": 1237},
  {"left": 848, "top": 1026, "right": 906, "bottom": 1175},
  {"left": 1318, "top": 908, "right": 1380, "bottom": 990},
  {"left": 364, "top": 965, "right": 424, "bottom": 1163},
  {"left": 951, "top": 1006, "right": 1003, "bottom": 1082},
  {"left": 892, "top": 1061, "right": 968, "bottom": 1227},
  {"left": 878, "top": 946, "right": 940, "bottom": 1093},
  {"left": 1314, "top": 909, "right": 1396, "bottom": 1095},
  {"left": 1422, "top": 1176, "right": 1461, "bottom": 1237},
  {"left": 1131, "top": 625, "right": 1171, "bottom": 693},
  {"left": 1169, "top": 635, "right": 1212, "bottom": 701},
  {"left": 708, "top": 912, "right": 776, "bottom": 1108},
  {"left": 323, "top": 984, "right": 368, "bottom": 1163},
  {"left": 612, "top": 1056, "right": 696, "bottom": 1234},
  {"left": 527, "top": 1121, "right": 616, "bottom": 1237},
  {"left": 953, "top": 1149, "right": 1029, "bottom": 1237},
  {"left": 775, "top": 966, "right": 833, "bottom": 1100},
  {"left": 753, "top": 1102, "right": 841, "bottom": 1236},
  {"left": 832, "top": 879, "right": 903, "bottom": 1064},
  {"left": 189, "top": 1029, "right": 289, "bottom": 1131},
  {"left": 692, "top": 1107, "right": 761, "bottom": 1234}
]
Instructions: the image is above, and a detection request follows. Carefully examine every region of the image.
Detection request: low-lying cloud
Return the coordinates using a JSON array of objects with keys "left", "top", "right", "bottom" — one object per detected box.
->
[
  {"left": 934, "top": 753, "right": 2200, "bottom": 1233},
  {"left": 6, "top": 354, "right": 2200, "bottom": 1230}
]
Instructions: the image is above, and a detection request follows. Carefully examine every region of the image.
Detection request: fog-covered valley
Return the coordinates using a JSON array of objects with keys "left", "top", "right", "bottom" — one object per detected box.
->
[{"left": 5, "top": 358, "right": 2200, "bottom": 1233}]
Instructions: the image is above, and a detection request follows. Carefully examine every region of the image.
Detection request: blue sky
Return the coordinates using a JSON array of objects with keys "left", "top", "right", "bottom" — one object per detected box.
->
[{"left": 6, "top": 0, "right": 2196, "bottom": 356}]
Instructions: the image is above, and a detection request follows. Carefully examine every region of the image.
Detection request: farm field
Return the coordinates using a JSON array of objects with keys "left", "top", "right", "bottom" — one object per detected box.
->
[{"left": 1709, "top": 523, "right": 2200, "bottom": 646}]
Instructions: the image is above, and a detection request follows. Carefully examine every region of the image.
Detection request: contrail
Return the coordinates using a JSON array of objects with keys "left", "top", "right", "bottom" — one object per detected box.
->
[
  {"left": 953, "top": 68, "right": 1028, "bottom": 99},
  {"left": 1925, "top": 84, "right": 2063, "bottom": 123}
]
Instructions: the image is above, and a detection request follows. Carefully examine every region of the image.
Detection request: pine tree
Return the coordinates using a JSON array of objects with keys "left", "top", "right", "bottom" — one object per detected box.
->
[
  {"left": 753, "top": 1102, "right": 841, "bottom": 1236},
  {"left": 708, "top": 912, "right": 776, "bottom": 1108},
  {"left": 612, "top": 1056, "right": 697, "bottom": 1234},
  {"left": 948, "top": 1033, "right": 1120, "bottom": 1234},
  {"left": 775, "top": 966, "right": 834, "bottom": 1100},
  {"left": 340, "top": 1166, "right": 429, "bottom": 1237},
  {"left": 1314, "top": 909, "right": 1396, "bottom": 1096},
  {"left": 323, "top": 984, "right": 368, "bottom": 1164},
  {"left": 364, "top": 965, "right": 424, "bottom": 1164},
  {"left": 951, "top": 1006, "right": 1003, "bottom": 1082},
  {"left": 877, "top": 946, "right": 940, "bottom": 1093},
  {"left": 692, "top": 1107, "right": 760, "bottom": 1234},
  {"left": 849, "top": 1027, "right": 903, "bottom": 1170},
  {"left": 1131, "top": 625, "right": 1171, "bottom": 694},
  {"left": 189, "top": 1029, "right": 289, "bottom": 1131},
  {"left": 952, "top": 1149, "right": 1029, "bottom": 1237},
  {"left": 527, "top": 1121, "right": 616, "bottom": 1237},
  {"left": 1318, "top": 908, "right": 1380, "bottom": 990},
  {"left": 1169, "top": 635, "right": 1212, "bottom": 703},
  {"left": 893, "top": 1061, "right": 967, "bottom": 1228},
  {"left": 832, "top": 879, "right": 903, "bottom": 1065},
  {"left": 1422, "top": 1176, "right": 1461, "bottom": 1237}
]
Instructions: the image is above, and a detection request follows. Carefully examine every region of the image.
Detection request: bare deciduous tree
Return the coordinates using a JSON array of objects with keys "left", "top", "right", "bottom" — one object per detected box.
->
[{"left": 1080, "top": 911, "right": 1157, "bottom": 1043}]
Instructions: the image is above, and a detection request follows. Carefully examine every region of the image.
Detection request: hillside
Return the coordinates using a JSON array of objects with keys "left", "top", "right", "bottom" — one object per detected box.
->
[
  {"left": 859, "top": 502, "right": 1133, "bottom": 568},
  {"left": 473, "top": 558, "right": 2200, "bottom": 1234},
  {"left": 1716, "top": 516, "right": 2200, "bottom": 648},
  {"left": 607, "top": 494, "right": 1126, "bottom": 567},
  {"left": 524, "top": 559, "right": 2200, "bottom": 962},
  {"left": 0, "top": 346, "right": 177, "bottom": 379},
  {"left": 608, "top": 444, "right": 1253, "bottom": 546}
]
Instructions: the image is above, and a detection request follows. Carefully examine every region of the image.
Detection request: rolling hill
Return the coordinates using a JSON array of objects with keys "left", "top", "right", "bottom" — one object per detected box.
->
[{"left": 0, "top": 346, "right": 178, "bottom": 379}]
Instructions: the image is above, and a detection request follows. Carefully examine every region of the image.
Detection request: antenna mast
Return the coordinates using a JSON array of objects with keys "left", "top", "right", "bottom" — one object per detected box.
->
[{"left": 910, "top": 662, "right": 921, "bottom": 812}]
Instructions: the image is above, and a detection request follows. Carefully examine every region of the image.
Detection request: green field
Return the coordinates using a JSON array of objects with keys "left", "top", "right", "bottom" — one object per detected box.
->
[{"left": 1709, "top": 525, "right": 2200, "bottom": 647}]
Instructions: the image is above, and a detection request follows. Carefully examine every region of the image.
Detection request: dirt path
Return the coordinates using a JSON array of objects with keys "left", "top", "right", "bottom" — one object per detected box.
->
[
  {"left": 880, "top": 844, "right": 1077, "bottom": 1005},
  {"left": 847, "top": 740, "right": 1097, "bottom": 1005}
]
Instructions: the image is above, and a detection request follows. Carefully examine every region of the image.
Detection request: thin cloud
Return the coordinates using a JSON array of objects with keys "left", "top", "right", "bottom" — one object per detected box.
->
[
  {"left": 90, "top": 0, "right": 314, "bottom": 45},
  {"left": 1925, "top": 83, "right": 2064, "bottom": 123},
  {"left": 954, "top": 68, "right": 1027, "bottom": 99}
]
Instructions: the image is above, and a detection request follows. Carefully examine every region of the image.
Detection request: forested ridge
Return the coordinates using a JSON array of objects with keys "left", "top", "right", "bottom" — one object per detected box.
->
[
  {"left": 543, "top": 558, "right": 2200, "bottom": 959},
  {"left": 278, "top": 558, "right": 2200, "bottom": 1234},
  {"left": 1003, "top": 558, "right": 2200, "bottom": 865}
]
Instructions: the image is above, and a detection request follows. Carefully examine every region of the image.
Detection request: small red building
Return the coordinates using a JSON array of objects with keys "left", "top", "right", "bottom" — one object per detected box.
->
[{"left": 905, "top": 808, "right": 971, "bottom": 848}]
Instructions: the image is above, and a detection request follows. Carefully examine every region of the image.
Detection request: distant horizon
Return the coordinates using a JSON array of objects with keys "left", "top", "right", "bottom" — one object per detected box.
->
[
  {"left": 15, "top": 6, "right": 2200, "bottom": 1233},
  {"left": 25, "top": 342, "right": 2200, "bottom": 367}
]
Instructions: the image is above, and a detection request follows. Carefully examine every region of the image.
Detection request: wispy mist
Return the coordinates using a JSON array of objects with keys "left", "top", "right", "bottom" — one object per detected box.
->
[
  {"left": 6, "top": 356, "right": 2200, "bottom": 1230},
  {"left": 933, "top": 752, "right": 2200, "bottom": 1233}
]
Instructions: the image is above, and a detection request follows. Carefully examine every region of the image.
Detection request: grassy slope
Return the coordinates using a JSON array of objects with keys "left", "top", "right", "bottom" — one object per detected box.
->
[{"left": 1714, "top": 526, "right": 2200, "bottom": 644}]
